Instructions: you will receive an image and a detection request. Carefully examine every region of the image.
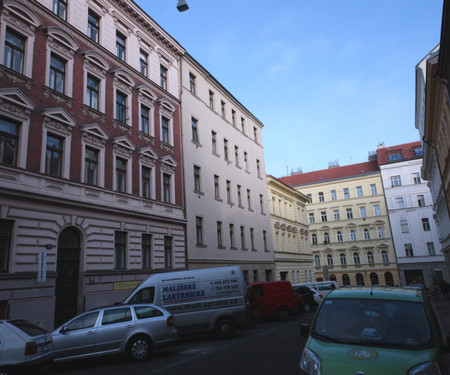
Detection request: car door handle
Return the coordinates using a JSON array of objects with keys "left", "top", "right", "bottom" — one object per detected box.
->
[
  {"left": 127, "top": 324, "right": 133, "bottom": 328},
  {"left": 87, "top": 330, "right": 95, "bottom": 335}
]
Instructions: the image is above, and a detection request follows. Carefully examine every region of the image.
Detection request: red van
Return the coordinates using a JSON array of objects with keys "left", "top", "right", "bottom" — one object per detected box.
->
[{"left": 247, "top": 281, "right": 297, "bottom": 321}]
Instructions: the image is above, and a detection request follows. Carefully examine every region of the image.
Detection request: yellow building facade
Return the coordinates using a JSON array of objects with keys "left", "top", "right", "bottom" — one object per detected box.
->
[
  {"left": 280, "top": 162, "right": 401, "bottom": 287},
  {"left": 267, "top": 176, "right": 314, "bottom": 283}
]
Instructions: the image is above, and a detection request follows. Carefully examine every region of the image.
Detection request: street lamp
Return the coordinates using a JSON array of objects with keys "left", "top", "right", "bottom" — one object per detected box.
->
[{"left": 177, "top": 0, "right": 189, "bottom": 12}]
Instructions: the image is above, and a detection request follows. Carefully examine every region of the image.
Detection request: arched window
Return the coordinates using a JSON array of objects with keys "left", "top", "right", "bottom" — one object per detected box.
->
[
  {"left": 364, "top": 228, "right": 370, "bottom": 240},
  {"left": 378, "top": 227, "right": 385, "bottom": 238},
  {"left": 337, "top": 231, "right": 343, "bottom": 242},
  {"left": 340, "top": 253, "right": 346, "bottom": 265},
  {"left": 370, "top": 272, "right": 379, "bottom": 285},
  {"left": 330, "top": 274, "right": 337, "bottom": 281},
  {"left": 327, "top": 254, "right": 333, "bottom": 266},
  {"left": 324, "top": 232, "right": 330, "bottom": 243},
  {"left": 367, "top": 251, "right": 374, "bottom": 264},
  {"left": 311, "top": 233, "right": 317, "bottom": 244},
  {"left": 353, "top": 252, "right": 360, "bottom": 265},
  {"left": 356, "top": 273, "right": 365, "bottom": 286},
  {"left": 314, "top": 255, "right": 320, "bottom": 267},
  {"left": 381, "top": 250, "right": 389, "bottom": 263},
  {"left": 350, "top": 229, "right": 356, "bottom": 241},
  {"left": 384, "top": 272, "right": 394, "bottom": 286},
  {"left": 342, "top": 274, "right": 350, "bottom": 286}
]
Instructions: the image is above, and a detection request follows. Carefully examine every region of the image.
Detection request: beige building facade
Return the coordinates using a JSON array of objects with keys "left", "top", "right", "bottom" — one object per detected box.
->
[
  {"left": 267, "top": 176, "right": 314, "bottom": 283},
  {"left": 280, "top": 161, "right": 401, "bottom": 287}
]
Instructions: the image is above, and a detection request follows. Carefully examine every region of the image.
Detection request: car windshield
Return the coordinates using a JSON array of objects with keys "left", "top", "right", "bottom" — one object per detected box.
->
[
  {"left": 312, "top": 298, "right": 434, "bottom": 350},
  {"left": 9, "top": 320, "right": 48, "bottom": 336}
]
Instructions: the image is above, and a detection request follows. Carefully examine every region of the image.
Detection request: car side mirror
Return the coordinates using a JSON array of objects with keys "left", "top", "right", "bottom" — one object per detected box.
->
[
  {"left": 60, "top": 326, "right": 69, "bottom": 334},
  {"left": 300, "top": 323, "right": 310, "bottom": 338}
]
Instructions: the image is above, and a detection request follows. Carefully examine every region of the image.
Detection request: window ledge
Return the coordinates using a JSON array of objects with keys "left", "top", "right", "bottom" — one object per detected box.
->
[{"left": 43, "top": 86, "right": 74, "bottom": 108}]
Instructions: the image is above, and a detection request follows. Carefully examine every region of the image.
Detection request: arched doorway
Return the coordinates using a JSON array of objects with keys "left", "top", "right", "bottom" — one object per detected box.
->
[
  {"left": 384, "top": 272, "right": 394, "bottom": 286},
  {"left": 356, "top": 273, "right": 365, "bottom": 286},
  {"left": 370, "top": 272, "right": 379, "bottom": 285},
  {"left": 342, "top": 274, "right": 350, "bottom": 286},
  {"left": 55, "top": 227, "right": 81, "bottom": 327}
]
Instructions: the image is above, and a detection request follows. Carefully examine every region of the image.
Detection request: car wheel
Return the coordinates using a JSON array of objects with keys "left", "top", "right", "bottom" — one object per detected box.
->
[
  {"left": 215, "top": 318, "right": 235, "bottom": 339},
  {"left": 276, "top": 307, "right": 290, "bottom": 321},
  {"left": 127, "top": 335, "right": 152, "bottom": 361},
  {"left": 303, "top": 303, "right": 312, "bottom": 313}
]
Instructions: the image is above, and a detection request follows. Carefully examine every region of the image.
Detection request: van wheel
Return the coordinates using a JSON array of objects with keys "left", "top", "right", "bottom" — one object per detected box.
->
[
  {"left": 276, "top": 307, "right": 290, "bottom": 321},
  {"left": 127, "top": 335, "right": 152, "bottom": 361},
  {"left": 215, "top": 318, "right": 234, "bottom": 339}
]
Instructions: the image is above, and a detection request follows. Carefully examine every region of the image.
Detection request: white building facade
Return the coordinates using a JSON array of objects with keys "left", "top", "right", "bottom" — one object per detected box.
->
[{"left": 180, "top": 54, "right": 274, "bottom": 283}]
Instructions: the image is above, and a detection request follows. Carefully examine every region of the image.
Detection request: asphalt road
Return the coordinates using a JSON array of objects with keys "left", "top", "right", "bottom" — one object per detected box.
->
[{"left": 48, "top": 313, "right": 312, "bottom": 375}]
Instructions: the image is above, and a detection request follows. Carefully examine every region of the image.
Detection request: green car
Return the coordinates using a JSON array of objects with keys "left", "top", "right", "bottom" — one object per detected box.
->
[{"left": 299, "top": 287, "right": 449, "bottom": 375}]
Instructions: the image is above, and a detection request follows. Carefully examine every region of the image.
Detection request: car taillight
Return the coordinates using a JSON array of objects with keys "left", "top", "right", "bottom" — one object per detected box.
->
[
  {"left": 319, "top": 294, "right": 323, "bottom": 298},
  {"left": 167, "top": 315, "right": 175, "bottom": 327},
  {"left": 25, "top": 342, "right": 37, "bottom": 355}
]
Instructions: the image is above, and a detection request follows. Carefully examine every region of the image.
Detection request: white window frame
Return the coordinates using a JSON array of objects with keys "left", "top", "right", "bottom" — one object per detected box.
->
[
  {"left": 80, "top": 123, "right": 108, "bottom": 187},
  {"left": 159, "top": 99, "right": 176, "bottom": 146},
  {"left": 83, "top": 51, "right": 109, "bottom": 114},
  {"left": 137, "top": 85, "right": 156, "bottom": 137},
  {"left": 139, "top": 146, "right": 157, "bottom": 200}
]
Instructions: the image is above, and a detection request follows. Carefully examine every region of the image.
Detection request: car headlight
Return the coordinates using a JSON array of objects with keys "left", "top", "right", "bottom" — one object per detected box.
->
[
  {"left": 299, "top": 347, "right": 321, "bottom": 375},
  {"left": 409, "top": 361, "right": 441, "bottom": 375}
]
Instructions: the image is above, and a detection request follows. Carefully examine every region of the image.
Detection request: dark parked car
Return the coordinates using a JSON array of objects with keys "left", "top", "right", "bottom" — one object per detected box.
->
[{"left": 292, "top": 286, "right": 317, "bottom": 312}]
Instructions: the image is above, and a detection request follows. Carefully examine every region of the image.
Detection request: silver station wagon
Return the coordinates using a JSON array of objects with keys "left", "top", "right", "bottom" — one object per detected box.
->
[{"left": 52, "top": 304, "right": 177, "bottom": 362}]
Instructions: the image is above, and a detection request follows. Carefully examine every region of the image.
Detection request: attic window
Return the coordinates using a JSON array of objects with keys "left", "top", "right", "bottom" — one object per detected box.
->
[{"left": 387, "top": 152, "right": 402, "bottom": 161}]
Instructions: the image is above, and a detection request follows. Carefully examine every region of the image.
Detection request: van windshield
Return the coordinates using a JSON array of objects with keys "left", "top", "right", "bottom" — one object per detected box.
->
[
  {"left": 312, "top": 298, "right": 434, "bottom": 350},
  {"left": 128, "top": 287, "right": 155, "bottom": 304}
]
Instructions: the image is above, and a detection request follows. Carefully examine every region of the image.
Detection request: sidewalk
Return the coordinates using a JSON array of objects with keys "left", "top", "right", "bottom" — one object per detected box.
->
[{"left": 430, "top": 298, "right": 450, "bottom": 369}]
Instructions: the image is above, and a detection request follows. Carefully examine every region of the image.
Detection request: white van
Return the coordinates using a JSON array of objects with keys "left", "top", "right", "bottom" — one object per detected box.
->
[
  {"left": 292, "top": 281, "right": 338, "bottom": 296},
  {"left": 123, "top": 266, "right": 248, "bottom": 338}
]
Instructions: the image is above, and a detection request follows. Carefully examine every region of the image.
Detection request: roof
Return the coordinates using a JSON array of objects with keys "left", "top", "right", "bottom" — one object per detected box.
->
[
  {"left": 278, "top": 160, "right": 379, "bottom": 187},
  {"left": 376, "top": 141, "right": 423, "bottom": 166},
  {"left": 326, "top": 287, "right": 425, "bottom": 302}
]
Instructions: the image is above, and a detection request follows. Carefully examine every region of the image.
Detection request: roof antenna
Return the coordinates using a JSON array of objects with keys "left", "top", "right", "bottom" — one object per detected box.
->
[{"left": 370, "top": 284, "right": 374, "bottom": 296}]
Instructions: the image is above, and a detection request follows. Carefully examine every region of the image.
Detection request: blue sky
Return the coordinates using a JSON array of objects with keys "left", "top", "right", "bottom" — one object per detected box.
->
[{"left": 135, "top": 0, "right": 443, "bottom": 178}]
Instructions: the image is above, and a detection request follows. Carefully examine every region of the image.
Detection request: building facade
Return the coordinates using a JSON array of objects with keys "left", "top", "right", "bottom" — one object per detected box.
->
[
  {"left": 266, "top": 175, "right": 313, "bottom": 283},
  {"left": 279, "top": 161, "right": 401, "bottom": 287},
  {"left": 180, "top": 54, "right": 274, "bottom": 283},
  {"left": 0, "top": 0, "right": 186, "bottom": 329},
  {"left": 377, "top": 142, "right": 448, "bottom": 287}
]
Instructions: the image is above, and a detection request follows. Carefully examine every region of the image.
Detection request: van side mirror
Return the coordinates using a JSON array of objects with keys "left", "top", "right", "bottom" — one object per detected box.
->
[{"left": 300, "top": 323, "right": 310, "bottom": 338}]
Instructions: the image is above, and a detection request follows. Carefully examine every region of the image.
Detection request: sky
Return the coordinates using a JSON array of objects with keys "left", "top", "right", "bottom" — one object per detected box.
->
[{"left": 135, "top": 0, "right": 443, "bottom": 178}]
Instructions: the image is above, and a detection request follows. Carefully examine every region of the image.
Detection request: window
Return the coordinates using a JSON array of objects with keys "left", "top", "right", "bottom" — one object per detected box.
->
[
  {"left": 4, "top": 28, "right": 25, "bottom": 74},
  {"left": 209, "top": 90, "right": 214, "bottom": 109},
  {"left": 211, "top": 131, "right": 217, "bottom": 153},
  {"left": 214, "top": 221, "right": 223, "bottom": 248},
  {"left": 343, "top": 188, "right": 350, "bottom": 199},
  {"left": 189, "top": 72, "right": 196, "bottom": 94},
  {"left": 250, "top": 228, "right": 255, "bottom": 250},
  {"left": 162, "top": 173, "right": 171, "bottom": 203},
  {"left": 309, "top": 213, "right": 315, "bottom": 224},
  {"left": 405, "top": 244, "right": 414, "bottom": 257},
  {"left": 65, "top": 312, "right": 99, "bottom": 331},
  {"left": 240, "top": 226, "right": 246, "bottom": 249},
  {"left": 194, "top": 165, "right": 201, "bottom": 192},
  {"left": 84, "top": 147, "right": 98, "bottom": 185},
  {"left": 0, "top": 118, "right": 18, "bottom": 166},
  {"left": 229, "top": 224, "right": 235, "bottom": 248},
  {"left": 256, "top": 159, "right": 261, "bottom": 178},
  {"left": 253, "top": 126, "right": 258, "bottom": 143},
  {"left": 196, "top": 217, "right": 204, "bottom": 245},
  {"left": 86, "top": 74, "right": 100, "bottom": 110},
  {"left": 45, "top": 134, "right": 63, "bottom": 177},
  {"left": 422, "top": 218, "right": 431, "bottom": 231},
  {"left": 140, "top": 50, "right": 148, "bottom": 76},
  {"left": 307, "top": 194, "right": 312, "bottom": 203},
  {"left": 353, "top": 252, "right": 360, "bottom": 265},
  {"left": 259, "top": 194, "right": 264, "bottom": 214},
  {"left": 115, "top": 231, "right": 127, "bottom": 270},
  {"left": 226, "top": 180, "right": 232, "bottom": 203},
  {"left": 321, "top": 211, "right": 327, "bottom": 222},
  {"left": 224, "top": 139, "right": 229, "bottom": 160},
  {"left": 214, "top": 175, "right": 220, "bottom": 199},
  {"left": 160, "top": 65, "right": 167, "bottom": 90},
  {"left": 378, "top": 227, "right": 385, "bottom": 238},
  {"left": 241, "top": 117, "right": 245, "bottom": 133},
  {"left": 346, "top": 208, "right": 353, "bottom": 219},
  {"left": 318, "top": 192, "right": 324, "bottom": 202},
  {"left": 373, "top": 205, "right": 381, "bottom": 216},
  {"left": 311, "top": 233, "right": 317, "bottom": 244},
  {"left": 116, "top": 32, "right": 126, "bottom": 61},
  {"left": 244, "top": 152, "right": 248, "bottom": 171},
  {"left": 382, "top": 250, "right": 389, "bottom": 263},
  {"left": 340, "top": 253, "right": 346, "bottom": 266},
  {"left": 53, "top": 0, "right": 67, "bottom": 20},
  {"left": 314, "top": 255, "right": 320, "bottom": 267},
  {"left": 359, "top": 206, "right": 367, "bottom": 218},
  {"left": 161, "top": 116, "right": 169, "bottom": 143},
  {"left": 221, "top": 101, "right": 226, "bottom": 118},
  {"left": 231, "top": 109, "right": 236, "bottom": 126},
  {"left": 370, "top": 184, "right": 377, "bottom": 195},
  {"left": 115, "top": 157, "right": 127, "bottom": 193},
  {"left": 417, "top": 195, "right": 425, "bottom": 207},
  {"left": 331, "top": 190, "right": 337, "bottom": 200},
  {"left": 141, "top": 166, "right": 152, "bottom": 198},
  {"left": 350, "top": 229, "right": 356, "bottom": 241},
  {"left": 400, "top": 219, "right": 409, "bottom": 233},
  {"left": 395, "top": 197, "right": 405, "bottom": 209},
  {"left": 234, "top": 146, "right": 239, "bottom": 166},
  {"left": 191, "top": 117, "right": 199, "bottom": 143},
  {"left": 367, "top": 252, "right": 374, "bottom": 264},
  {"left": 427, "top": 242, "right": 436, "bottom": 256},
  {"left": 324, "top": 232, "right": 330, "bottom": 243},
  {"left": 356, "top": 186, "right": 363, "bottom": 197},
  {"left": 142, "top": 234, "right": 152, "bottom": 269},
  {"left": 364, "top": 228, "right": 370, "bottom": 240},
  {"left": 387, "top": 152, "right": 402, "bottom": 161},
  {"left": 164, "top": 236, "right": 172, "bottom": 268},
  {"left": 333, "top": 210, "right": 340, "bottom": 221},
  {"left": 49, "top": 53, "right": 65, "bottom": 93},
  {"left": 414, "top": 147, "right": 423, "bottom": 156},
  {"left": 337, "top": 231, "right": 343, "bottom": 242},
  {"left": 247, "top": 189, "right": 252, "bottom": 210},
  {"left": 140, "top": 105, "right": 150, "bottom": 134},
  {"left": 88, "top": 10, "right": 100, "bottom": 42},
  {"left": 0, "top": 220, "right": 12, "bottom": 271},
  {"left": 263, "top": 230, "right": 268, "bottom": 251},
  {"left": 413, "top": 172, "right": 421, "bottom": 184},
  {"left": 115, "top": 91, "right": 127, "bottom": 123},
  {"left": 327, "top": 254, "right": 333, "bottom": 266},
  {"left": 390, "top": 175, "right": 402, "bottom": 187}
]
